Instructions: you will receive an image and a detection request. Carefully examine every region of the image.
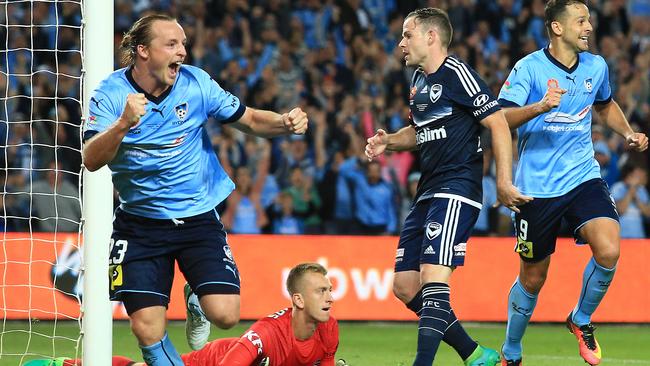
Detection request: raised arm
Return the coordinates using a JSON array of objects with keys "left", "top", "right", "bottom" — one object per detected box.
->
[
  {"left": 229, "top": 107, "right": 308, "bottom": 138},
  {"left": 502, "top": 85, "right": 566, "bottom": 130},
  {"left": 83, "top": 93, "right": 146, "bottom": 171}
]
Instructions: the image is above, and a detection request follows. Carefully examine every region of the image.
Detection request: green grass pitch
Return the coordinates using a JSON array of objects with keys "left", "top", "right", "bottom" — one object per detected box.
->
[{"left": 2, "top": 321, "right": 649, "bottom": 365}]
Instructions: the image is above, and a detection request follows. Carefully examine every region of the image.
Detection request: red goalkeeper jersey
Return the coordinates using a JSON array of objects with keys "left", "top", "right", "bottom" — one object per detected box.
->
[{"left": 182, "top": 308, "right": 339, "bottom": 366}]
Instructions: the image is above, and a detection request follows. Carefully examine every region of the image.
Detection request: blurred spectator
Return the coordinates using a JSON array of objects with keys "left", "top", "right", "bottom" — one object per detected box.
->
[
  {"left": 268, "top": 191, "right": 316, "bottom": 235},
  {"left": 611, "top": 164, "right": 650, "bottom": 238},
  {"left": 400, "top": 171, "right": 420, "bottom": 226},
  {"left": 593, "top": 140, "right": 617, "bottom": 185},
  {"left": 3, "top": 172, "right": 31, "bottom": 231},
  {"left": 220, "top": 137, "right": 272, "bottom": 234},
  {"left": 283, "top": 166, "right": 322, "bottom": 234},
  {"left": 338, "top": 158, "right": 397, "bottom": 235},
  {"left": 221, "top": 166, "right": 269, "bottom": 234},
  {"left": 31, "top": 161, "right": 81, "bottom": 232}
]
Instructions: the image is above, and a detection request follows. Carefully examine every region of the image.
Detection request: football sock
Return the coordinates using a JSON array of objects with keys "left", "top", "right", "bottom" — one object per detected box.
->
[
  {"left": 413, "top": 282, "right": 451, "bottom": 366},
  {"left": 572, "top": 257, "right": 616, "bottom": 326},
  {"left": 406, "top": 288, "right": 476, "bottom": 360},
  {"left": 503, "top": 278, "right": 537, "bottom": 361},
  {"left": 406, "top": 288, "right": 423, "bottom": 316},
  {"left": 443, "top": 309, "right": 478, "bottom": 360},
  {"left": 140, "top": 332, "right": 183, "bottom": 366}
]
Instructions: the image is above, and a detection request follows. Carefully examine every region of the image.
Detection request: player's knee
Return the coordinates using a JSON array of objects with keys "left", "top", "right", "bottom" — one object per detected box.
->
[
  {"left": 207, "top": 311, "right": 239, "bottom": 329},
  {"left": 130, "top": 318, "right": 165, "bottom": 345},
  {"left": 593, "top": 246, "right": 619, "bottom": 269},
  {"left": 392, "top": 281, "right": 416, "bottom": 304},
  {"left": 520, "top": 272, "right": 546, "bottom": 294}
]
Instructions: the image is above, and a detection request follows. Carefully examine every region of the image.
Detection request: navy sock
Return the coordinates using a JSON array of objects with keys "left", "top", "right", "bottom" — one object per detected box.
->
[
  {"left": 572, "top": 257, "right": 616, "bottom": 326},
  {"left": 413, "top": 282, "right": 451, "bottom": 366},
  {"left": 140, "top": 332, "right": 183, "bottom": 366},
  {"left": 407, "top": 290, "right": 476, "bottom": 360},
  {"left": 443, "top": 309, "right": 478, "bottom": 360},
  {"left": 406, "top": 289, "right": 423, "bottom": 316}
]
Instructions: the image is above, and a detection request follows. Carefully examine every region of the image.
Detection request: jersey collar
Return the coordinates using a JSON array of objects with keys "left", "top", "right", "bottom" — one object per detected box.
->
[
  {"left": 543, "top": 47, "right": 579, "bottom": 74},
  {"left": 125, "top": 67, "right": 173, "bottom": 105}
]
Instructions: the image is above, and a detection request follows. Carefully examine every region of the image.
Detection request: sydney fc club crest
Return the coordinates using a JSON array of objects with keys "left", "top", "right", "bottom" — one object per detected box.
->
[
  {"left": 425, "top": 222, "right": 443, "bottom": 240},
  {"left": 584, "top": 78, "right": 593, "bottom": 92},
  {"left": 175, "top": 102, "right": 189, "bottom": 120},
  {"left": 429, "top": 84, "right": 442, "bottom": 103}
]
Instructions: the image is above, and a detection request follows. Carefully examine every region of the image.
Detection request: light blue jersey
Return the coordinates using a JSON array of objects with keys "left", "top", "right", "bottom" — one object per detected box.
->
[
  {"left": 85, "top": 65, "right": 246, "bottom": 218},
  {"left": 498, "top": 48, "right": 612, "bottom": 198}
]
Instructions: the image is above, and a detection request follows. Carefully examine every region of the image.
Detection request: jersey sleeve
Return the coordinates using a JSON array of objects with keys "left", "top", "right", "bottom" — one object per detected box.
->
[
  {"left": 84, "top": 85, "right": 121, "bottom": 141},
  {"left": 445, "top": 58, "right": 500, "bottom": 121},
  {"left": 594, "top": 56, "right": 612, "bottom": 105},
  {"left": 196, "top": 67, "right": 246, "bottom": 124},
  {"left": 498, "top": 59, "right": 532, "bottom": 107},
  {"left": 216, "top": 341, "right": 260, "bottom": 366}
]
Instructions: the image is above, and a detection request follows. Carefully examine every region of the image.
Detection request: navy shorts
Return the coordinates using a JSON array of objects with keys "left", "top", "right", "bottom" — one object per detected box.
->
[
  {"left": 513, "top": 178, "right": 619, "bottom": 262},
  {"left": 108, "top": 207, "right": 240, "bottom": 312},
  {"left": 395, "top": 195, "right": 481, "bottom": 272}
]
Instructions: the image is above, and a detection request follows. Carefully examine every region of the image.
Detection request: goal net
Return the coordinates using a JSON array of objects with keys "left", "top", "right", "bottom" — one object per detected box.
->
[{"left": 1, "top": 0, "right": 85, "bottom": 364}]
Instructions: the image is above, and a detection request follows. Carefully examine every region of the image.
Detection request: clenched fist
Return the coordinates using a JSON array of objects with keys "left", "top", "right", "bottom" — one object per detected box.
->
[
  {"left": 283, "top": 107, "right": 308, "bottom": 135},
  {"left": 121, "top": 93, "right": 148, "bottom": 128},
  {"left": 626, "top": 132, "right": 648, "bottom": 152},
  {"left": 538, "top": 82, "right": 566, "bottom": 113}
]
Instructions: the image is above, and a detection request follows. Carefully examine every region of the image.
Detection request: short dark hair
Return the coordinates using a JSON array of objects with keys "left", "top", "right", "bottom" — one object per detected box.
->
[
  {"left": 119, "top": 14, "right": 176, "bottom": 65},
  {"left": 544, "top": 0, "right": 588, "bottom": 36},
  {"left": 286, "top": 263, "right": 328, "bottom": 295},
  {"left": 405, "top": 8, "right": 453, "bottom": 48}
]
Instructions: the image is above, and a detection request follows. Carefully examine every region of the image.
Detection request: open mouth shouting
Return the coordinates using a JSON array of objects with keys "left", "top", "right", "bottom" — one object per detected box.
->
[{"left": 169, "top": 60, "right": 182, "bottom": 78}]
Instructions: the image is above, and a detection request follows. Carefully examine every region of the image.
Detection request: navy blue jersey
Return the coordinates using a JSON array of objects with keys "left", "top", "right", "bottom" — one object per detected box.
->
[{"left": 409, "top": 56, "right": 500, "bottom": 207}]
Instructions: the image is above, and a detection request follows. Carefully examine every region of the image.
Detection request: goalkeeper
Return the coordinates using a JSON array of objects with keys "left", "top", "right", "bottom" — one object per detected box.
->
[{"left": 25, "top": 263, "right": 344, "bottom": 366}]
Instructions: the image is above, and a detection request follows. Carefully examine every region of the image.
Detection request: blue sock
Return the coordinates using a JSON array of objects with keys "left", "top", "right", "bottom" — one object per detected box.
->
[
  {"left": 572, "top": 257, "right": 616, "bottom": 326},
  {"left": 413, "top": 282, "right": 451, "bottom": 366},
  {"left": 407, "top": 290, "right": 477, "bottom": 360},
  {"left": 443, "top": 309, "right": 478, "bottom": 360},
  {"left": 140, "top": 332, "right": 183, "bottom": 366},
  {"left": 503, "top": 278, "right": 537, "bottom": 361}
]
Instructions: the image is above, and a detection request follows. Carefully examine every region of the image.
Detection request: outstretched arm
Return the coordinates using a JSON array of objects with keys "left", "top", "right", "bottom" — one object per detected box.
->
[
  {"left": 364, "top": 126, "right": 416, "bottom": 161},
  {"left": 229, "top": 107, "right": 308, "bottom": 138}
]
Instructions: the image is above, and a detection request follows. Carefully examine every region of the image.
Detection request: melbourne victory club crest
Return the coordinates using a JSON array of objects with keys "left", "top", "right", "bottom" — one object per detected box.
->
[
  {"left": 175, "top": 102, "right": 189, "bottom": 121},
  {"left": 425, "top": 221, "right": 442, "bottom": 240},
  {"left": 429, "top": 84, "right": 442, "bottom": 103}
]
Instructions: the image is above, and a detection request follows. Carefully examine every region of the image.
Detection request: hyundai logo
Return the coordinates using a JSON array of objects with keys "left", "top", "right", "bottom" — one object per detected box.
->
[{"left": 473, "top": 94, "right": 490, "bottom": 107}]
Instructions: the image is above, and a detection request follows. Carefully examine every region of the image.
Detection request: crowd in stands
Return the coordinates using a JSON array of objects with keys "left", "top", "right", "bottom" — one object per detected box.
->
[{"left": 1, "top": 0, "right": 649, "bottom": 237}]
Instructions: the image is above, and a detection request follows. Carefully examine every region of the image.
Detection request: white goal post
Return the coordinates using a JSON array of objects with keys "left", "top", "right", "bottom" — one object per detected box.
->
[{"left": 81, "top": 0, "right": 113, "bottom": 365}]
